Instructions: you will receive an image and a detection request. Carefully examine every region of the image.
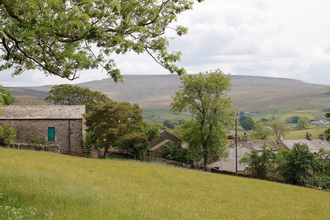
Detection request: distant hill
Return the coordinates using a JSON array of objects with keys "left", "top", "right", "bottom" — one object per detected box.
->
[{"left": 5, "top": 75, "right": 330, "bottom": 112}]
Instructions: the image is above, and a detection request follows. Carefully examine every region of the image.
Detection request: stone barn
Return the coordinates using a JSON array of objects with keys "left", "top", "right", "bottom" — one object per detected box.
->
[
  {"left": 148, "top": 130, "right": 182, "bottom": 158},
  {"left": 0, "top": 105, "right": 85, "bottom": 155}
]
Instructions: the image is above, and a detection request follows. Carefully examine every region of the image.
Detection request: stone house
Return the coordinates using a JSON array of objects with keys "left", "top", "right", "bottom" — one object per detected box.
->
[
  {"left": 0, "top": 105, "right": 86, "bottom": 155},
  {"left": 209, "top": 133, "right": 330, "bottom": 172},
  {"left": 148, "top": 130, "right": 182, "bottom": 158},
  {"left": 208, "top": 134, "right": 278, "bottom": 172},
  {"left": 277, "top": 133, "right": 330, "bottom": 153}
]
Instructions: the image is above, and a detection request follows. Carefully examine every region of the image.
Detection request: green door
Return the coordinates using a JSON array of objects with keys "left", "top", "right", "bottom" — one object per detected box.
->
[{"left": 48, "top": 127, "right": 55, "bottom": 142}]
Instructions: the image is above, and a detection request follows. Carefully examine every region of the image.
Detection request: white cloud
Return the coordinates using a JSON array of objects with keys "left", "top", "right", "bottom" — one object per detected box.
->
[{"left": 2, "top": 0, "right": 330, "bottom": 86}]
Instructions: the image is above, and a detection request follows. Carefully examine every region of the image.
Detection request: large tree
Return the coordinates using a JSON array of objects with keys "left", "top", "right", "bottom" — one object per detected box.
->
[
  {"left": 45, "top": 84, "right": 111, "bottom": 112},
  {"left": 241, "top": 117, "right": 254, "bottom": 131},
  {"left": 270, "top": 120, "right": 290, "bottom": 138},
  {"left": 250, "top": 122, "right": 271, "bottom": 140},
  {"left": 296, "top": 118, "right": 310, "bottom": 130},
  {"left": 0, "top": 0, "right": 203, "bottom": 82},
  {"left": 84, "top": 101, "right": 144, "bottom": 157},
  {"left": 171, "top": 70, "right": 235, "bottom": 166}
]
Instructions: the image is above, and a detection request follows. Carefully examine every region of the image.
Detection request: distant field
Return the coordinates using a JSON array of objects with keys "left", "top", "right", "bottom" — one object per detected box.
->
[
  {"left": 1, "top": 148, "right": 330, "bottom": 219},
  {"left": 142, "top": 108, "right": 330, "bottom": 127},
  {"left": 142, "top": 109, "right": 192, "bottom": 124}
]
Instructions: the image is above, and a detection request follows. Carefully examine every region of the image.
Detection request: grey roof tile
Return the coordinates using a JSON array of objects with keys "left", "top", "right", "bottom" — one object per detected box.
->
[{"left": 0, "top": 105, "right": 85, "bottom": 119}]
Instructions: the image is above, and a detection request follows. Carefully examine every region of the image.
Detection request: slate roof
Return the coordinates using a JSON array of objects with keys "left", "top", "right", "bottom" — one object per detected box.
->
[
  {"left": 281, "top": 139, "right": 330, "bottom": 152},
  {"left": 227, "top": 139, "right": 278, "bottom": 150},
  {"left": 149, "top": 139, "right": 171, "bottom": 151},
  {"left": 0, "top": 105, "right": 85, "bottom": 119}
]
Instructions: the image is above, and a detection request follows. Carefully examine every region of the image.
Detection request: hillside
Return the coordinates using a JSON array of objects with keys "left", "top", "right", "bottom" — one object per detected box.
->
[
  {"left": 1, "top": 148, "right": 330, "bottom": 219},
  {"left": 4, "top": 75, "right": 330, "bottom": 112}
]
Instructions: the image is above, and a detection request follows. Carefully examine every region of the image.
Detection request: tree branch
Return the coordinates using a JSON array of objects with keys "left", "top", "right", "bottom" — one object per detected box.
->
[{"left": 1, "top": 0, "right": 24, "bottom": 22}]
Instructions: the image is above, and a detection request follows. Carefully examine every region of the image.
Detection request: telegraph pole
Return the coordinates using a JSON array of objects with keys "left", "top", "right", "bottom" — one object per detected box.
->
[{"left": 235, "top": 118, "right": 238, "bottom": 176}]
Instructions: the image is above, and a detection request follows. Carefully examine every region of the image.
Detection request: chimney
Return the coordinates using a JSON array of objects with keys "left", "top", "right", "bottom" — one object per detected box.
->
[
  {"left": 277, "top": 133, "right": 283, "bottom": 143},
  {"left": 319, "top": 134, "right": 326, "bottom": 141},
  {"left": 308, "top": 134, "right": 313, "bottom": 141},
  {"left": 243, "top": 132, "right": 248, "bottom": 142}
]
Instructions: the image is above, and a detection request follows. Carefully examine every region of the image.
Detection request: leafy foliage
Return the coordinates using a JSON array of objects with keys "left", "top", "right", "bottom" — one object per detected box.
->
[
  {"left": 163, "top": 120, "right": 176, "bottom": 129},
  {"left": 270, "top": 120, "right": 290, "bottom": 138},
  {"left": 239, "top": 143, "right": 276, "bottom": 178},
  {"left": 45, "top": 84, "right": 111, "bottom": 112},
  {"left": 0, "top": 124, "right": 16, "bottom": 145},
  {"left": 162, "top": 141, "right": 188, "bottom": 163},
  {"left": 171, "top": 69, "right": 234, "bottom": 166},
  {"left": 84, "top": 101, "right": 144, "bottom": 157},
  {"left": 0, "top": 86, "right": 14, "bottom": 106},
  {"left": 238, "top": 115, "right": 249, "bottom": 124},
  {"left": 285, "top": 116, "right": 300, "bottom": 124},
  {"left": 241, "top": 117, "right": 254, "bottom": 131},
  {"left": 250, "top": 122, "right": 271, "bottom": 140},
  {"left": 276, "top": 143, "right": 321, "bottom": 185},
  {"left": 0, "top": 0, "right": 204, "bottom": 81},
  {"left": 27, "top": 134, "right": 46, "bottom": 145},
  {"left": 296, "top": 118, "right": 310, "bottom": 130},
  {"left": 0, "top": 86, "right": 14, "bottom": 116},
  {"left": 118, "top": 123, "right": 160, "bottom": 160}
]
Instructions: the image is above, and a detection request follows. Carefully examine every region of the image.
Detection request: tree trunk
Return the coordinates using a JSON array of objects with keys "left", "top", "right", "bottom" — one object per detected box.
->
[
  {"left": 104, "top": 147, "right": 109, "bottom": 158},
  {"left": 203, "top": 152, "right": 208, "bottom": 167}
]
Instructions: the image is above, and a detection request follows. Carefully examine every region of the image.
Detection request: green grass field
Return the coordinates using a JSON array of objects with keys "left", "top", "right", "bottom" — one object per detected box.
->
[
  {"left": 1, "top": 148, "right": 330, "bottom": 219},
  {"left": 142, "top": 108, "right": 330, "bottom": 126}
]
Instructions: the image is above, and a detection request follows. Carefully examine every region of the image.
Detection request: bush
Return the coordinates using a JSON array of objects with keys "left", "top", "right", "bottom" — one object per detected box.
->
[
  {"left": 239, "top": 143, "right": 276, "bottom": 178},
  {"left": 27, "top": 134, "right": 46, "bottom": 145},
  {"left": 276, "top": 143, "right": 321, "bottom": 185},
  {"left": 306, "top": 174, "right": 330, "bottom": 190},
  {"left": 0, "top": 124, "right": 16, "bottom": 145},
  {"left": 162, "top": 141, "right": 187, "bottom": 163}
]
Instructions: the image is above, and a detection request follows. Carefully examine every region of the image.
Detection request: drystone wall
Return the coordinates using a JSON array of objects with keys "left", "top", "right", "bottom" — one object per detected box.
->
[
  {"left": 5, "top": 143, "right": 60, "bottom": 153},
  {"left": 146, "top": 157, "right": 192, "bottom": 169}
]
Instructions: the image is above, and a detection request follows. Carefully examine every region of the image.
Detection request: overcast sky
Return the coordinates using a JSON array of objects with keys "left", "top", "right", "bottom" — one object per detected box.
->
[{"left": 1, "top": 0, "right": 330, "bottom": 87}]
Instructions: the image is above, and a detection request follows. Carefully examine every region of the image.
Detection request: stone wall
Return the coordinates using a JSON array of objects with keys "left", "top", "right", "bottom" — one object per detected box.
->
[
  {"left": 146, "top": 157, "right": 192, "bottom": 169},
  {"left": 0, "top": 119, "right": 84, "bottom": 155},
  {"left": 5, "top": 143, "right": 60, "bottom": 153}
]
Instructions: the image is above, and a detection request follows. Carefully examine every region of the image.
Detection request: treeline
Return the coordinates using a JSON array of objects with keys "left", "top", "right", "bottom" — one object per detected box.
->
[{"left": 240, "top": 143, "right": 330, "bottom": 189}]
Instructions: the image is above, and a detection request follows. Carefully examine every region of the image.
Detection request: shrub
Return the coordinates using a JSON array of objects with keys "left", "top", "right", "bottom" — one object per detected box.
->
[
  {"left": 276, "top": 143, "right": 321, "bottom": 185},
  {"left": 27, "top": 134, "right": 46, "bottom": 145},
  {"left": 162, "top": 141, "right": 187, "bottom": 163},
  {"left": 0, "top": 124, "right": 16, "bottom": 145},
  {"left": 239, "top": 143, "right": 276, "bottom": 178}
]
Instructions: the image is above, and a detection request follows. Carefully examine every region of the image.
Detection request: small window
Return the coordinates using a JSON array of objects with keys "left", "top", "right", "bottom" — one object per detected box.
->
[{"left": 48, "top": 127, "right": 55, "bottom": 142}]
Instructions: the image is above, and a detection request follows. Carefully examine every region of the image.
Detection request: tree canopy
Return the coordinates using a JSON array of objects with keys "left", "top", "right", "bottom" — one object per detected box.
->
[
  {"left": 45, "top": 84, "right": 111, "bottom": 112},
  {"left": 270, "top": 120, "right": 290, "bottom": 138},
  {"left": 241, "top": 117, "right": 254, "bottom": 131},
  {"left": 171, "top": 69, "right": 235, "bottom": 166},
  {"left": 251, "top": 122, "right": 271, "bottom": 140},
  {"left": 0, "top": 0, "right": 203, "bottom": 82},
  {"left": 84, "top": 101, "right": 144, "bottom": 157},
  {"left": 296, "top": 118, "right": 310, "bottom": 130}
]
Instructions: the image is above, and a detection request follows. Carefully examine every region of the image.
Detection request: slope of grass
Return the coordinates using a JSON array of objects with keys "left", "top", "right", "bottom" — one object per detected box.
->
[{"left": 1, "top": 148, "right": 330, "bottom": 219}]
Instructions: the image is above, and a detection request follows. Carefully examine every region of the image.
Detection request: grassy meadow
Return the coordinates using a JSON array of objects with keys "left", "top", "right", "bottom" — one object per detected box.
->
[{"left": 1, "top": 148, "right": 330, "bottom": 219}]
